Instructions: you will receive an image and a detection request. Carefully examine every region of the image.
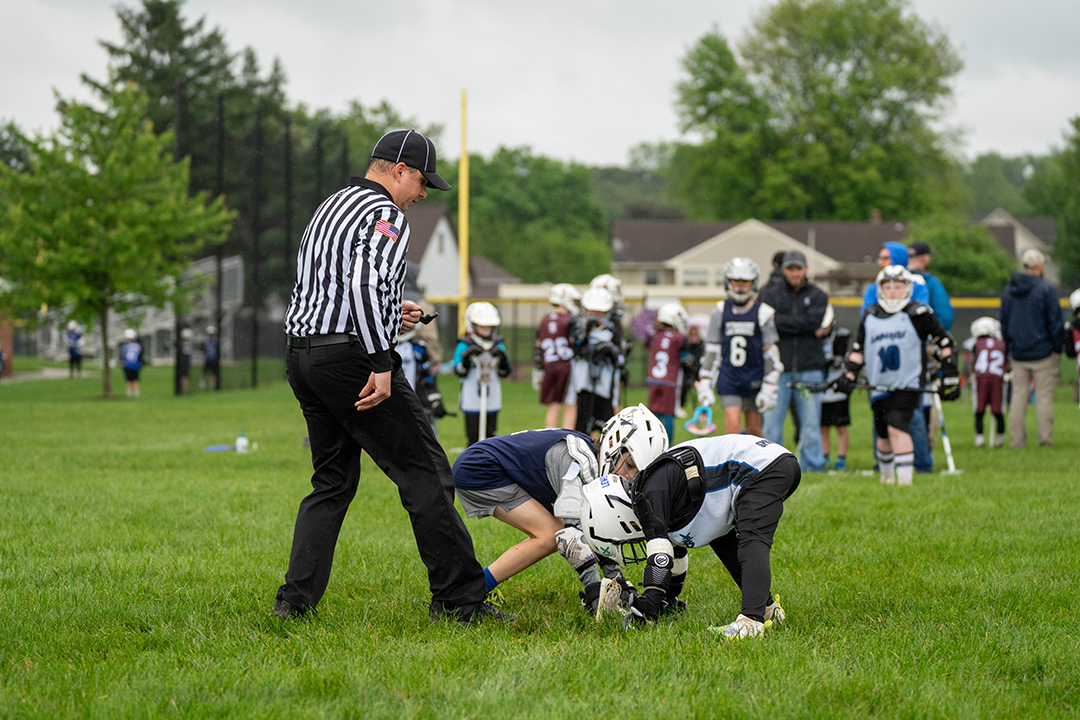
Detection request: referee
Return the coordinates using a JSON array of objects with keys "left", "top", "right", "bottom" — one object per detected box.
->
[{"left": 274, "top": 129, "right": 512, "bottom": 625}]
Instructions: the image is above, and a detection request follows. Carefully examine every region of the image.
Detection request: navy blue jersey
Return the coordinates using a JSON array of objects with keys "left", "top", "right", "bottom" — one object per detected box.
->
[
  {"left": 716, "top": 301, "right": 765, "bottom": 396},
  {"left": 120, "top": 341, "right": 143, "bottom": 371},
  {"left": 452, "top": 429, "right": 593, "bottom": 511},
  {"left": 203, "top": 339, "right": 219, "bottom": 363}
]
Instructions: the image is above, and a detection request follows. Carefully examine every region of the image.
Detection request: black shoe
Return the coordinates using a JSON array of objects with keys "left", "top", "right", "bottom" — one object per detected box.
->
[
  {"left": 429, "top": 599, "right": 516, "bottom": 625},
  {"left": 272, "top": 598, "right": 308, "bottom": 620}
]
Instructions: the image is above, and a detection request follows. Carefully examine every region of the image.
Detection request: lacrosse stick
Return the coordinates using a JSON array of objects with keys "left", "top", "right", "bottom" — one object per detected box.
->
[{"left": 684, "top": 406, "right": 716, "bottom": 436}]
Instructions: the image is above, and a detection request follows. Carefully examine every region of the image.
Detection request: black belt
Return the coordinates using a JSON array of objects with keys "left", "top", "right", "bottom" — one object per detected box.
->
[{"left": 288, "top": 333, "right": 353, "bottom": 349}]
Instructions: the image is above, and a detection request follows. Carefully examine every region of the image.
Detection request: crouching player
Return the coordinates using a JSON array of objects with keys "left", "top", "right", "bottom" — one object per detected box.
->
[
  {"left": 581, "top": 405, "right": 800, "bottom": 638},
  {"left": 834, "top": 266, "right": 958, "bottom": 485},
  {"left": 452, "top": 428, "right": 639, "bottom": 614}
]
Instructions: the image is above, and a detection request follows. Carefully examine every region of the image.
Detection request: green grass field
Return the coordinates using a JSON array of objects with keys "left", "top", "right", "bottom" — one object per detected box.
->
[{"left": 2, "top": 367, "right": 1079, "bottom": 719}]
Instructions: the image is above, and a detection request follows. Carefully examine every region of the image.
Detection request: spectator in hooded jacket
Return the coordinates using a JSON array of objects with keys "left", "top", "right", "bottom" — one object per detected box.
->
[{"left": 1000, "top": 248, "right": 1064, "bottom": 448}]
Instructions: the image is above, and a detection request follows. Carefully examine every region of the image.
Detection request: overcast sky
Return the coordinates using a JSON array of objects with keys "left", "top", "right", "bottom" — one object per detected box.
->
[{"left": 4, "top": 0, "right": 1080, "bottom": 167}]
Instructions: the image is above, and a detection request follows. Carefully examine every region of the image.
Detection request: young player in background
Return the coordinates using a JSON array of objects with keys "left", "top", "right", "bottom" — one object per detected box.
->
[
  {"left": 200, "top": 325, "right": 219, "bottom": 391},
  {"left": 535, "top": 283, "right": 580, "bottom": 429},
  {"left": 452, "top": 428, "right": 625, "bottom": 614},
  {"left": 696, "top": 258, "right": 782, "bottom": 437},
  {"left": 582, "top": 405, "right": 799, "bottom": 638},
  {"left": 178, "top": 327, "right": 194, "bottom": 393},
  {"left": 453, "top": 302, "right": 512, "bottom": 446},
  {"left": 834, "top": 266, "right": 958, "bottom": 485},
  {"left": 646, "top": 303, "right": 690, "bottom": 441},
  {"left": 967, "top": 317, "right": 1007, "bottom": 448},
  {"left": 119, "top": 328, "right": 144, "bottom": 398},
  {"left": 65, "top": 321, "right": 83, "bottom": 378},
  {"left": 820, "top": 327, "right": 852, "bottom": 470},
  {"left": 570, "top": 286, "right": 624, "bottom": 436},
  {"left": 679, "top": 319, "right": 705, "bottom": 417},
  {"left": 1062, "top": 290, "right": 1080, "bottom": 404},
  {"left": 590, "top": 274, "right": 630, "bottom": 405},
  {"left": 395, "top": 325, "right": 450, "bottom": 439}
]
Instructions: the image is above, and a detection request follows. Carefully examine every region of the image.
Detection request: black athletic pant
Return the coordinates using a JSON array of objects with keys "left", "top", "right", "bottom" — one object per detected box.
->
[
  {"left": 710, "top": 454, "right": 801, "bottom": 622},
  {"left": 278, "top": 340, "right": 486, "bottom": 611}
]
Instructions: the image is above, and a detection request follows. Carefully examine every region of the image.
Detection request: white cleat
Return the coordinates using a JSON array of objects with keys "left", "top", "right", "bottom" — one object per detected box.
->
[
  {"left": 764, "top": 598, "right": 785, "bottom": 625},
  {"left": 710, "top": 614, "right": 767, "bottom": 639},
  {"left": 974, "top": 434, "right": 985, "bottom": 448}
]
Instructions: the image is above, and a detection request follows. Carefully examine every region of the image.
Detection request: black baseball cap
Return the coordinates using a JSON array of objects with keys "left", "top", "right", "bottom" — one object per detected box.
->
[
  {"left": 782, "top": 250, "right": 807, "bottom": 268},
  {"left": 371, "top": 130, "right": 451, "bottom": 191},
  {"left": 908, "top": 241, "right": 933, "bottom": 256}
]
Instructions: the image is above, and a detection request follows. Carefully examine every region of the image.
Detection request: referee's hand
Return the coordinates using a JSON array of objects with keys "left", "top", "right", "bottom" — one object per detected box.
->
[
  {"left": 355, "top": 370, "right": 391, "bottom": 411},
  {"left": 401, "top": 301, "right": 423, "bottom": 331}
]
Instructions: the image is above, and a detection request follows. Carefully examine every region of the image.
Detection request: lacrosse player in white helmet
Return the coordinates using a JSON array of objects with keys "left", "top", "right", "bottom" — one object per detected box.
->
[
  {"left": 119, "top": 328, "right": 144, "bottom": 397},
  {"left": 582, "top": 405, "right": 800, "bottom": 638},
  {"left": 696, "top": 258, "right": 783, "bottom": 437},
  {"left": 570, "top": 287, "right": 624, "bottom": 436},
  {"left": 536, "top": 284, "right": 581, "bottom": 429},
  {"left": 454, "top": 302, "right": 512, "bottom": 446},
  {"left": 65, "top": 320, "right": 84, "bottom": 378},
  {"left": 834, "top": 266, "right": 958, "bottom": 485},
  {"left": 646, "top": 303, "right": 691, "bottom": 441},
  {"left": 968, "top": 317, "right": 1006, "bottom": 447},
  {"left": 452, "top": 428, "right": 626, "bottom": 615},
  {"left": 201, "top": 325, "right": 220, "bottom": 391}
]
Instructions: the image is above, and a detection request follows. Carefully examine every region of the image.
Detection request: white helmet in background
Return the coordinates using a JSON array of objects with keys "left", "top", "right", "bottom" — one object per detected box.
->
[
  {"left": 581, "top": 287, "right": 615, "bottom": 314},
  {"left": 123, "top": 329, "right": 137, "bottom": 340},
  {"left": 597, "top": 404, "right": 669, "bottom": 477},
  {"left": 549, "top": 283, "right": 581, "bottom": 312},
  {"left": 656, "top": 303, "right": 688, "bottom": 334},
  {"left": 181, "top": 328, "right": 194, "bottom": 340},
  {"left": 67, "top": 321, "right": 78, "bottom": 331},
  {"left": 465, "top": 302, "right": 501, "bottom": 335},
  {"left": 580, "top": 475, "right": 647, "bottom": 567},
  {"left": 1070, "top": 288, "right": 1080, "bottom": 316},
  {"left": 722, "top": 257, "right": 760, "bottom": 306},
  {"left": 875, "top": 265, "right": 914, "bottom": 314},
  {"left": 206, "top": 325, "right": 217, "bottom": 335},
  {"left": 970, "top": 316, "right": 1002, "bottom": 340},
  {"left": 589, "top": 274, "right": 623, "bottom": 305}
]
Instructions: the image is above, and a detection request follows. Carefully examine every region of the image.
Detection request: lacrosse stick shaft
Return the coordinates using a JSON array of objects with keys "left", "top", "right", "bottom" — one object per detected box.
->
[
  {"left": 478, "top": 352, "right": 492, "bottom": 442},
  {"left": 933, "top": 392, "right": 958, "bottom": 473}
]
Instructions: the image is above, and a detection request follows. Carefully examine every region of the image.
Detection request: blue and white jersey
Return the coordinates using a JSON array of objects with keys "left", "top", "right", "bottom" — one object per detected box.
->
[
  {"left": 395, "top": 338, "right": 421, "bottom": 390},
  {"left": 120, "top": 341, "right": 142, "bottom": 371},
  {"left": 66, "top": 330, "right": 82, "bottom": 356},
  {"left": 860, "top": 305, "right": 925, "bottom": 400},
  {"left": 570, "top": 322, "right": 620, "bottom": 402},
  {"left": 706, "top": 301, "right": 777, "bottom": 397},
  {"left": 453, "top": 429, "right": 595, "bottom": 514},
  {"left": 203, "top": 339, "right": 219, "bottom": 363},
  {"left": 665, "top": 435, "right": 792, "bottom": 549},
  {"left": 453, "top": 339, "right": 505, "bottom": 413}
]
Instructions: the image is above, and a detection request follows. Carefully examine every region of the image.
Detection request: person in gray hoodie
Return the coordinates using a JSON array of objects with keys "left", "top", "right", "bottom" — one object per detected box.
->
[{"left": 999, "top": 249, "right": 1064, "bottom": 448}]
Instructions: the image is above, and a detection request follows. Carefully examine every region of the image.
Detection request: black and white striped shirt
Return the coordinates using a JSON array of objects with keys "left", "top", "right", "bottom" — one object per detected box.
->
[{"left": 284, "top": 177, "right": 409, "bottom": 372}]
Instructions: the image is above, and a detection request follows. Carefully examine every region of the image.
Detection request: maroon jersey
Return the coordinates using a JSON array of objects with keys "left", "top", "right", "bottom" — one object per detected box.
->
[
  {"left": 646, "top": 330, "right": 685, "bottom": 416},
  {"left": 1071, "top": 325, "right": 1080, "bottom": 370},
  {"left": 973, "top": 336, "right": 1006, "bottom": 414},
  {"left": 537, "top": 312, "right": 574, "bottom": 369}
]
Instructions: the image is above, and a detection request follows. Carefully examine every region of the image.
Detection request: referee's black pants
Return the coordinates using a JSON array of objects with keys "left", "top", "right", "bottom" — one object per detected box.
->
[
  {"left": 709, "top": 454, "right": 801, "bottom": 622},
  {"left": 278, "top": 341, "right": 486, "bottom": 610}
]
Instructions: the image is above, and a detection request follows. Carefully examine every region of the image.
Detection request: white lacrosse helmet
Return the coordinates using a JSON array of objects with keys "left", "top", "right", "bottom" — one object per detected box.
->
[
  {"left": 580, "top": 475, "right": 647, "bottom": 566},
  {"left": 123, "top": 328, "right": 137, "bottom": 340},
  {"left": 581, "top": 287, "right": 615, "bottom": 314},
  {"left": 465, "top": 302, "right": 501, "bottom": 334},
  {"left": 589, "top": 274, "right": 623, "bottom": 305},
  {"left": 656, "top": 302, "right": 688, "bottom": 334},
  {"left": 549, "top": 283, "right": 581, "bottom": 312},
  {"left": 722, "top": 257, "right": 760, "bottom": 305},
  {"left": 598, "top": 403, "right": 669, "bottom": 477},
  {"left": 970, "top": 316, "right": 1002, "bottom": 340},
  {"left": 67, "top": 320, "right": 78, "bottom": 331},
  {"left": 875, "top": 265, "right": 913, "bottom": 314},
  {"left": 1070, "top": 288, "right": 1080, "bottom": 316},
  {"left": 181, "top": 328, "right": 194, "bottom": 340},
  {"left": 206, "top": 325, "right": 217, "bottom": 335}
]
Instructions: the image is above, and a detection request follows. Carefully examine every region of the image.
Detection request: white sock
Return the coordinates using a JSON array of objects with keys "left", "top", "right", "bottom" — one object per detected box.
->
[
  {"left": 896, "top": 453, "right": 914, "bottom": 485},
  {"left": 877, "top": 449, "right": 895, "bottom": 483}
]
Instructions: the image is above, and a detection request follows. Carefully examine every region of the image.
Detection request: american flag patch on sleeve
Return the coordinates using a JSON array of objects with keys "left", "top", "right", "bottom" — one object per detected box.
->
[{"left": 375, "top": 219, "right": 399, "bottom": 241}]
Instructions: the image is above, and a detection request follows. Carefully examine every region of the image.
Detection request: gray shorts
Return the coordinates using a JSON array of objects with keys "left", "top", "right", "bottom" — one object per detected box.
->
[
  {"left": 458, "top": 483, "right": 534, "bottom": 519},
  {"left": 720, "top": 395, "right": 756, "bottom": 413}
]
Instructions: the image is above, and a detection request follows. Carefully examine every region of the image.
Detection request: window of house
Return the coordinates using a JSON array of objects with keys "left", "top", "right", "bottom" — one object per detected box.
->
[
  {"left": 683, "top": 268, "right": 708, "bottom": 286},
  {"left": 645, "top": 269, "right": 659, "bottom": 285}
]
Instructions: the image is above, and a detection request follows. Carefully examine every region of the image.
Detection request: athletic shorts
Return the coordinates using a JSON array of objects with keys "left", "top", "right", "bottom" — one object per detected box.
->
[
  {"left": 204, "top": 360, "right": 220, "bottom": 376},
  {"left": 720, "top": 395, "right": 756, "bottom": 413},
  {"left": 178, "top": 356, "right": 191, "bottom": 377},
  {"left": 821, "top": 398, "right": 851, "bottom": 427},
  {"left": 457, "top": 483, "right": 534, "bottom": 519},
  {"left": 575, "top": 390, "right": 614, "bottom": 435},
  {"left": 974, "top": 374, "right": 1004, "bottom": 415},
  {"left": 123, "top": 368, "right": 140, "bottom": 382},
  {"left": 871, "top": 391, "right": 920, "bottom": 438},
  {"left": 540, "top": 361, "right": 571, "bottom": 404}
]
